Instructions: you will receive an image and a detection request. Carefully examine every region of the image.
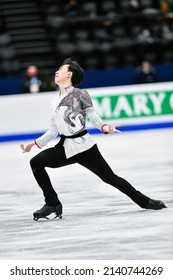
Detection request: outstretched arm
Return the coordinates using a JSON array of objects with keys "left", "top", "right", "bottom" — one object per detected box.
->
[
  {"left": 20, "top": 113, "right": 58, "bottom": 153},
  {"left": 81, "top": 90, "right": 122, "bottom": 134}
]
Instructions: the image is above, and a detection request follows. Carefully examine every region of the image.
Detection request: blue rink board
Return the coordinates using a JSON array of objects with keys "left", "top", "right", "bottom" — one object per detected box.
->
[{"left": 1, "top": 121, "right": 173, "bottom": 143}]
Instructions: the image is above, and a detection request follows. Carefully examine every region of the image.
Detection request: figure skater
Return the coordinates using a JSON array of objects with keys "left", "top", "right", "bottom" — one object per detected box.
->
[{"left": 20, "top": 58, "right": 166, "bottom": 220}]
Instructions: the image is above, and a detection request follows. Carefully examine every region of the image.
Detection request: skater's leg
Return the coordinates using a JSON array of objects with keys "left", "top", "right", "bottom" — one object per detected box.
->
[
  {"left": 30, "top": 146, "right": 75, "bottom": 206},
  {"left": 75, "top": 145, "right": 150, "bottom": 208}
]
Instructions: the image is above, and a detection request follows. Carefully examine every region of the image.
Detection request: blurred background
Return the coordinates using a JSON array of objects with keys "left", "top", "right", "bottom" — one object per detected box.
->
[{"left": 0, "top": 0, "right": 173, "bottom": 95}]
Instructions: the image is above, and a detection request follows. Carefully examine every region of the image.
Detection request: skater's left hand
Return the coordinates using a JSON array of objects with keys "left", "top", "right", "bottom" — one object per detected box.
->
[
  {"left": 20, "top": 141, "right": 35, "bottom": 153},
  {"left": 102, "top": 124, "right": 122, "bottom": 134}
]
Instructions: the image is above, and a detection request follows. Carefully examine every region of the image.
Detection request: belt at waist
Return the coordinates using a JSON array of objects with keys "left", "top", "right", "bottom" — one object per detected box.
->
[{"left": 56, "top": 129, "right": 88, "bottom": 147}]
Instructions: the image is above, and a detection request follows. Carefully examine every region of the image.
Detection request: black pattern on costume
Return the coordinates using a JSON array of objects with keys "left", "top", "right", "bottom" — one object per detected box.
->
[{"left": 56, "top": 88, "right": 93, "bottom": 134}]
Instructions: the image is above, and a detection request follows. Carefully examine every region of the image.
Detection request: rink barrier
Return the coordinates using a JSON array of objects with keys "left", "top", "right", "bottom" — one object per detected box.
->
[
  {"left": 0, "top": 82, "right": 173, "bottom": 143},
  {"left": 1, "top": 122, "right": 173, "bottom": 143}
]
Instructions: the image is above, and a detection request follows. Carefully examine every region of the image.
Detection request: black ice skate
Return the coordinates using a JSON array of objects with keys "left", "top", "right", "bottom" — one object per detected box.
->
[
  {"left": 33, "top": 203, "right": 63, "bottom": 221},
  {"left": 146, "top": 199, "right": 167, "bottom": 210}
]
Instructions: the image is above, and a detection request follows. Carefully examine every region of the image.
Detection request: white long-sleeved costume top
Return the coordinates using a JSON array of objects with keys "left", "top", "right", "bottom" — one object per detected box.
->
[{"left": 36, "top": 87, "right": 105, "bottom": 158}]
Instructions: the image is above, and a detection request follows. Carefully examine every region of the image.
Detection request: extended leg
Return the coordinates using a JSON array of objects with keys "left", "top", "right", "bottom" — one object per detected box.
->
[{"left": 75, "top": 145, "right": 166, "bottom": 209}]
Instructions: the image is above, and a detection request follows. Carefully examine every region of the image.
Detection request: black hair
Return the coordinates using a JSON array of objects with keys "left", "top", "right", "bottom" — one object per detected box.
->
[{"left": 61, "top": 57, "right": 84, "bottom": 86}]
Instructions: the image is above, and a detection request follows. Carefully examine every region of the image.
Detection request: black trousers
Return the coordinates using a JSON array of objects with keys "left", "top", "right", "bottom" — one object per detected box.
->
[{"left": 30, "top": 144, "right": 150, "bottom": 208}]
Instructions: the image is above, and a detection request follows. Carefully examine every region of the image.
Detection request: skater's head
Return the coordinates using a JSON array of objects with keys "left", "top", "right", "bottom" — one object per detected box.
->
[{"left": 55, "top": 57, "right": 84, "bottom": 87}]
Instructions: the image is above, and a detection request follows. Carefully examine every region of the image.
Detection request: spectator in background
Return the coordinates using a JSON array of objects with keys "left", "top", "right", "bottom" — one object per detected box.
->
[
  {"left": 160, "top": 0, "right": 173, "bottom": 13},
  {"left": 160, "top": 22, "right": 173, "bottom": 41},
  {"left": 22, "top": 65, "right": 42, "bottom": 93},
  {"left": 160, "top": 0, "right": 173, "bottom": 21},
  {"left": 135, "top": 60, "right": 157, "bottom": 84},
  {"left": 21, "top": 65, "right": 56, "bottom": 94},
  {"left": 136, "top": 27, "right": 154, "bottom": 44},
  {"left": 129, "top": 0, "right": 141, "bottom": 13}
]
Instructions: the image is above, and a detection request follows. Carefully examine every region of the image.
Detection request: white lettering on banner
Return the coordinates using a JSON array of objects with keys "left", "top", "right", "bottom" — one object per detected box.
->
[
  {"left": 169, "top": 92, "right": 173, "bottom": 110},
  {"left": 92, "top": 98, "right": 112, "bottom": 118},
  {"left": 133, "top": 94, "right": 151, "bottom": 115},
  {"left": 113, "top": 96, "right": 133, "bottom": 117},
  {"left": 149, "top": 92, "right": 166, "bottom": 114},
  {"left": 92, "top": 91, "right": 173, "bottom": 119}
]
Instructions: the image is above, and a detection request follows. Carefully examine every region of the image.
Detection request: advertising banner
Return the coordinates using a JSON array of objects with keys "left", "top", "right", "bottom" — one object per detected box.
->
[
  {"left": 0, "top": 82, "right": 173, "bottom": 142},
  {"left": 88, "top": 82, "right": 173, "bottom": 130}
]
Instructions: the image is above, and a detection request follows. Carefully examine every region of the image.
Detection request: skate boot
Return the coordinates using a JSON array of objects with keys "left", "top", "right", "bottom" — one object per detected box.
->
[
  {"left": 146, "top": 199, "right": 167, "bottom": 210},
  {"left": 33, "top": 203, "right": 62, "bottom": 220}
]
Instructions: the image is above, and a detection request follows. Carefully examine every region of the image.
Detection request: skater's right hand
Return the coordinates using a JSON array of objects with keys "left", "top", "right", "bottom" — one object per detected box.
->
[
  {"left": 102, "top": 124, "right": 122, "bottom": 134},
  {"left": 20, "top": 141, "right": 35, "bottom": 153}
]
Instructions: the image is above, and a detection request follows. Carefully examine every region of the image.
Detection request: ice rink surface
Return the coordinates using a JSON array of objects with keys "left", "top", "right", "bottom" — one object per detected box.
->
[{"left": 0, "top": 128, "right": 173, "bottom": 260}]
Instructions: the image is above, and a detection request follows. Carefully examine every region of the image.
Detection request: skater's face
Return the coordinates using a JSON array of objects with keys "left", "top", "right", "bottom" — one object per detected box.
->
[{"left": 54, "top": 64, "right": 72, "bottom": 85}]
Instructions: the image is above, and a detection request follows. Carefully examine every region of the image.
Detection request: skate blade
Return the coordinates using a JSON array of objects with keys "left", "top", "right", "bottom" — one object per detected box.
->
[
  {"left": 54, "top": 214, "right": 62, "bottom": 219},
  {"left": 33, "top": 216, "right": 49, "bottom": 221}
]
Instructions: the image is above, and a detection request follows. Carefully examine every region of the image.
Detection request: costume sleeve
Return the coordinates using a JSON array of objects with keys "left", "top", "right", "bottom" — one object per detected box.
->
[
  {"left": 80, "top": 90, "right": 105, "bottom": 131},
  {"left": 35, "top": 113, "right": 58, "bottom": 148}
]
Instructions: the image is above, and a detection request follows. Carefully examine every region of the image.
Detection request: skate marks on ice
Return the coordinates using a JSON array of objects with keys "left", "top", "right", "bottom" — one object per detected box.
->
[{"left": 0, "top": 128, "right": 173, "bottom": 260}]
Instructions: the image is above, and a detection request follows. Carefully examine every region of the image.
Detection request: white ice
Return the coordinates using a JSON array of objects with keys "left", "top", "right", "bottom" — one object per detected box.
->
[{"left": 0, "top": 129, "right": 173, "bottom": 260}]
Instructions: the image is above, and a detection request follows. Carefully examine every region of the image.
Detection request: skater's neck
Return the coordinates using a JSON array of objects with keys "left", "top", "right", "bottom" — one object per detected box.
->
[{"left": 59, "top": 84, "right": 73, "bottom": 96}]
